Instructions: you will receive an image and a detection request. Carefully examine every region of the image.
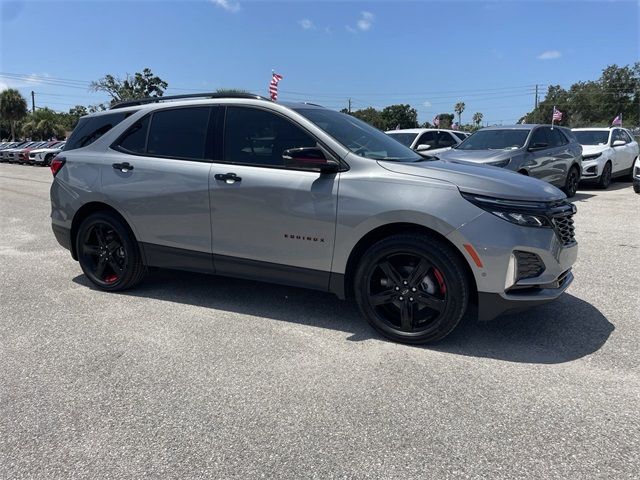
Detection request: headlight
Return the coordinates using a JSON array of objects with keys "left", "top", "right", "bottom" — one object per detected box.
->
[
  {"left": 461, "top": 193, "right": 554, "bottom": 228},
  {"left": 582, "top": 152, "right": 602, "bottom": 160},
  {"left": 487, "top": 158, "right": 511, "bottom": 168}
]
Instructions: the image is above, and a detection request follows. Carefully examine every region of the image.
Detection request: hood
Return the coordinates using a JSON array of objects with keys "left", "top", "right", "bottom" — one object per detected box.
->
[
  {"left": 437, "top": 148, "right": 515, "bottom": 163},
  {"left": 581, "top": 144, "right": 609, "bottom": 156},
  {"left": 378, "top": 159, "right": 566, "bottom": 202}
]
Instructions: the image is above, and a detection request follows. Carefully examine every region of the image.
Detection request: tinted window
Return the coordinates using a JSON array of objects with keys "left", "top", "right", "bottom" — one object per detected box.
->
[
  {"left": 452, "top": 131, "right": 467, "bottom": 141},
  {"left": 530, "top": 128, "right": 550, "bottom": 148},
  {"left": 224, "top": 107, "right": 317, "bottom": 167},
  {"left": 147, "top": 107, "right": 210, "bottom": 160},
  {"left": 117, "top": 115, "right": 150, "bottom": 154},
  {"left": 64, "top": 112, "right": 131, "bottom": 151},
  {"left": 295, "top": 108, "right": 421, "bottom": 162},
  {"left": 416, "top": 131, "right": 437, "bottom": 147},
  {"left": 387, "top": 132, "right": 418, "bottom": 147},
  {"left": 456, "top": 129, "right": 530, "bottom": 150},
  {"left": 621, "top": 130, "right": 634, "bottom": 143},
  {"left": 437, "top": 132, "right": 457, "bottom": 148},
  {"left": 547, "top": 128, "right": 567, "bottom": 147},
  {"left": 613, "top": 129, "right": 628, "bottom": 144}
]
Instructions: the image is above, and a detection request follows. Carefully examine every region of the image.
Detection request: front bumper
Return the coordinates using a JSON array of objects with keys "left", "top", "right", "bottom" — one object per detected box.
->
[
  {"left": 447, "top": 209, "right": 578, "bottom": 322},
  {"left": 580, "top": 159, "right": 603, "bottom": 180}
]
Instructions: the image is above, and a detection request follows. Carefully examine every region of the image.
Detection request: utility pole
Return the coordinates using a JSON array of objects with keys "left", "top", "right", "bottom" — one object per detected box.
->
[
  {"left": 31, "top": 91, "right": 35, "bottom": 113},
  {"left": 348, "top": 98, "right": 352, "bottom": 113},
  {"left": 534, "top": 84, "right": 538, "bottom": 124}
]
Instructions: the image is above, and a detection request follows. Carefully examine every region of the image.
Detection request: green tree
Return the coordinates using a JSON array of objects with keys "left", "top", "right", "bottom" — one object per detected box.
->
[
  {"left": 21, "top": 108, "right": 66, "bottom": 140},
  {"left": 454, "top": 102, "right": 465, "bottom": 126},
  {"left": 349, "top": 107, "right": 386, "bottom": 130},
  {"left": 472, "top": 112, "right": 483, "bottom": 126},
  {"left": 380, "top": 104, "right": 418, "bottom": 130},
  {"left": 90, "top": 68, "right": 168, "bottom": 105},
  {"left": 0, "top": 88, "right": 28, "bottom": 140}
]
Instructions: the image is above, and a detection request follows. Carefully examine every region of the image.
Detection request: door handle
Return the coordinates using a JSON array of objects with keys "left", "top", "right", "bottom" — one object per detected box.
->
[
  {"left": 112, "top": 162, "right": 134, "bottom": 172},
  {"left": 214, "top": 172, "right": 242, "bottom": 184}
]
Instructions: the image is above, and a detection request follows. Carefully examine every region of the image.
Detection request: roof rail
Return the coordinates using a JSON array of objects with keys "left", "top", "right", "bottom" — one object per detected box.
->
[{"left": 109, "top": 92, "right": 270, "bottom": 109}]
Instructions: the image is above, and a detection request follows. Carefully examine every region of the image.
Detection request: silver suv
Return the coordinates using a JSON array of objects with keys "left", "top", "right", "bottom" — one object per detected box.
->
[{"left": 50, "top": 94, "right": 578, "bottom": 344}]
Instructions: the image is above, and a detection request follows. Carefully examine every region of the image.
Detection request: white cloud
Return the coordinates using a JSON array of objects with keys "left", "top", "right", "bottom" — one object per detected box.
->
[
  {"left": 357, "top": 11, "right": 374, "bottom": 31},
  {"left": 537, "top": 50, "right": 562, "bottom": 60},
  {"left": 347, "top": 11, "right": 374, "bottom": 33},
  {"left": 210, "top": 0, "right": 240, "bottom": 13},
  {"left": 0, "top": 81, "right": 9, "bottom": 92},
  {"left": 423, "top": 100, "right": 432, "bottom": 108},
  {"left": 299, "top": 18, "right": 315, "bottom": 30}
]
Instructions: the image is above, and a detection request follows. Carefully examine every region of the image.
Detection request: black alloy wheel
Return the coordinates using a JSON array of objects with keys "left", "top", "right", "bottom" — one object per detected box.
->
[
  {"left": 354, "top": 234, "right": 469, "bottom": 344},
  {"left": 76, "top": 212, "right": 145, "bottom": 291},
  {"left": 598, "top": 162, "right": 612, "bottom": 189},
  {"left": 563, "top": 166, "right": 580, "bottom": 198}
]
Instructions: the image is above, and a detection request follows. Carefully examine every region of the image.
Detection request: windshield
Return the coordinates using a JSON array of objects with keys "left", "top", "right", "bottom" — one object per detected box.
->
[
  {"left": 455, "top": 129, "right": 529, "bottom": 150},
  {"left": 295, "top": 108, "right": 422, "bottom": 162},
  {"left": 386, "top": 132, "right": 419, "bottom": 148},
  {"left": 573, "top": 130, "right": 609, "bottom": 146}
]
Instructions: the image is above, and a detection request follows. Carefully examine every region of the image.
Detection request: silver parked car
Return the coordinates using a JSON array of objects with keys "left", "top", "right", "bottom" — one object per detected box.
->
[
  {"left": 438, "top": 125, "right": 583, "bottom": 197},
  {"left": 50, "top": 94, "right": 577, "bottom": 344}
]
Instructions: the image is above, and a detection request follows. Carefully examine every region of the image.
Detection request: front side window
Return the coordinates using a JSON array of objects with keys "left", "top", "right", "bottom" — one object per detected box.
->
[
  {"left": 529, "top": 128, "right": 549, "bottom": 148},
  {"left": 416, "top": 131, "right": 437, "bottom": 147},
  {"left": 64, "top": 112, "right": 132, "bottom": 151},
  {"left": 295, "top": 108, "right": 422, "bottom": 162},
  {"left": 224, "top": 107, "right": 318, "bottom": 167},
  {"left": 547, "top": 128, "right": 567, "bottom": 147},
  {"left": 437, "top": 132, "right": 457, "bottom": 148},
  {"left": 147, "top": 107, "right": 210, "bottom": 160},
  {"left": 621, "top": 130, "right": 634, "bottom": 143}
]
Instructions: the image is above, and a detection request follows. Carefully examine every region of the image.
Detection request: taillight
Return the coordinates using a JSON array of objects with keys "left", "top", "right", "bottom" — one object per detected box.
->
[{"left": 50, "top": 156, "right": 66, "bottom": 176}]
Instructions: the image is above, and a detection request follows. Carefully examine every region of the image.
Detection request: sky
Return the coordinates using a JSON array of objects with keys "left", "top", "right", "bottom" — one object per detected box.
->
[{"left": 1, "top": 0, "right": 639, "bottom": 125}]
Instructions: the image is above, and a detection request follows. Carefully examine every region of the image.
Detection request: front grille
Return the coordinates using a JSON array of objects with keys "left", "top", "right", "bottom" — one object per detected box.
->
[
  {"left": 552, "top": 213, "right": 576, "bottom": 246},
  {"left": 515, "top": 251, "right": 545, "bottom": 280}
]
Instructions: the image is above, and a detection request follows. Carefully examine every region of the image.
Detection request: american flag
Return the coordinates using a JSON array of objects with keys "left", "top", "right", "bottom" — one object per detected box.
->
[
  {"left": 433, "top": 115, "right": 440, "bottom": 127},
  {"left": 612, "top": 114, "right": 622, "bottom": 126},
  {"left": 552, "top": 106, "right": 563, "bottom": 122},
  {"left": 269, "top": 72, "right": 283, "bottom": 101}
]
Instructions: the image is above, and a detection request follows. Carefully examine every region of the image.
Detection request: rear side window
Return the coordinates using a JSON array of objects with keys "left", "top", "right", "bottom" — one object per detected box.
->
[
  {"left": 64, "top": 112, "right": 132, "bottom": 151},
  {"left": 147, "top": 107, "right": 211, "bottom": 160},
  {"left": 117, "top": 116, "right": 150, "bottom": 154}
]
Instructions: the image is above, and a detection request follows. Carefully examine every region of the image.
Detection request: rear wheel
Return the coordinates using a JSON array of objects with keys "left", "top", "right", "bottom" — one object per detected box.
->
[
  {"left": 76, "top": 212, "right": 146, "bottom": 291},
  {"left": 354, "top": 234, "right": 469, "bottom": 344},
  {"left": 563, "top": 165, "right": 580, "bottom": 198},
  {"left": 597, "top": 162, "right": 612, "bottom": 189}
]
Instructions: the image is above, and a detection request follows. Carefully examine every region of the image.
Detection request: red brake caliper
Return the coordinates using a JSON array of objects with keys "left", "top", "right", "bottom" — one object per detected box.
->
[
  {"left": 104, "top": 274, "right": 118, "bottom": 284},
  {"left": 433, "top": 268, "right": 447, "bottom": 295}
]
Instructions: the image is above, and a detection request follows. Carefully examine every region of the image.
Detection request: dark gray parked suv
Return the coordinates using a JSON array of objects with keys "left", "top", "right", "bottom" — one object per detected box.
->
[
  {"left": 438, "top": 125, "right": 583, "bottom": 197},
  {"left": 50, "top": 94, "right": 578, "bottom": 344}
]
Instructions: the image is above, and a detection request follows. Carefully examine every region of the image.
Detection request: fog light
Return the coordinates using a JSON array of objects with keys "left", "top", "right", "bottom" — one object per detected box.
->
[{"left": 505, "top": 253, "right": 517, "bottom": 290}]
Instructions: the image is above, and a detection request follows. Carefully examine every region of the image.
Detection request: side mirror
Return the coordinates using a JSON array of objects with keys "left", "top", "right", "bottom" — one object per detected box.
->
[
  {"left": 528, "top": 142, "right": 548, "bottom": 151},
  {"left": 612, "top": 139, "right": 626, "bottom": 147},
  {"left": 415, "top": 144, "right": 432, "bottom": 152},
  {"left": 282, "top": 147, "right": 340, "bottom": 173}
]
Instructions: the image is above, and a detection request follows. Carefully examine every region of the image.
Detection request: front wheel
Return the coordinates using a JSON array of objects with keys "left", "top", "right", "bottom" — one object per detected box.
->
[
  {"left": 597, "top": 162, "right": 612, "bottom": 189},
  {"left": 76, "top": 211, "right": 146, "bottom": 291},
  {"left": 563, "top": 165, "right": 580, "bottom": 198},
  {"left": 354, "top": 234, "right": 469, "bottom": 344}
]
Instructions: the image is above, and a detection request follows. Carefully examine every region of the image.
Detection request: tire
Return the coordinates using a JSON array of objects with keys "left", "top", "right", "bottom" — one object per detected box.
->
[
  {"left": 562, "top": 165, "right": 580, "bottom": 198},
  {"left": 353, "top": 233, "right": 469, "bottom": 344},
  {"left": 75, "top": 211, "right": 146, "bottom": 291},
  {"left": 597, "top": 162, "right": 612, "bottom": 189}
]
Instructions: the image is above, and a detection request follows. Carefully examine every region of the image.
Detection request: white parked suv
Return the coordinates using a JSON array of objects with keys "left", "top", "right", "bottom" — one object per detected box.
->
[
  {"left": 572, "top": 127, "right": 639, "bottom": 188},
  {"left": 386, "top": 128, "right": 466, "bottom": 157}
]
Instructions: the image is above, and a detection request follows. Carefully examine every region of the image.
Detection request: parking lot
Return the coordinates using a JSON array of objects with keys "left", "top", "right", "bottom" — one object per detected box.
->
[{"left": 0, "top": 163, "right": 638, "bottom": 479}]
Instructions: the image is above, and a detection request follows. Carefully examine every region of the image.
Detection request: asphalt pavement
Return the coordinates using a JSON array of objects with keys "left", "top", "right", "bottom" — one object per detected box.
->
[{"left": 1, "top": 163, "right": 638, "bottom": 479}]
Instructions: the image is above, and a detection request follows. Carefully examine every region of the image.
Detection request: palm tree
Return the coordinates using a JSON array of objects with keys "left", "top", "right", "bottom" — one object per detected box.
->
[
  {"left": 454, "top": 101, "right": 465, "bottom": 126},
  {"left": 0, "top": 89, "right": 28, "bottom": 140},
  {"left": 472, "top": 112, "right": 483, "bottom": 126}
]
